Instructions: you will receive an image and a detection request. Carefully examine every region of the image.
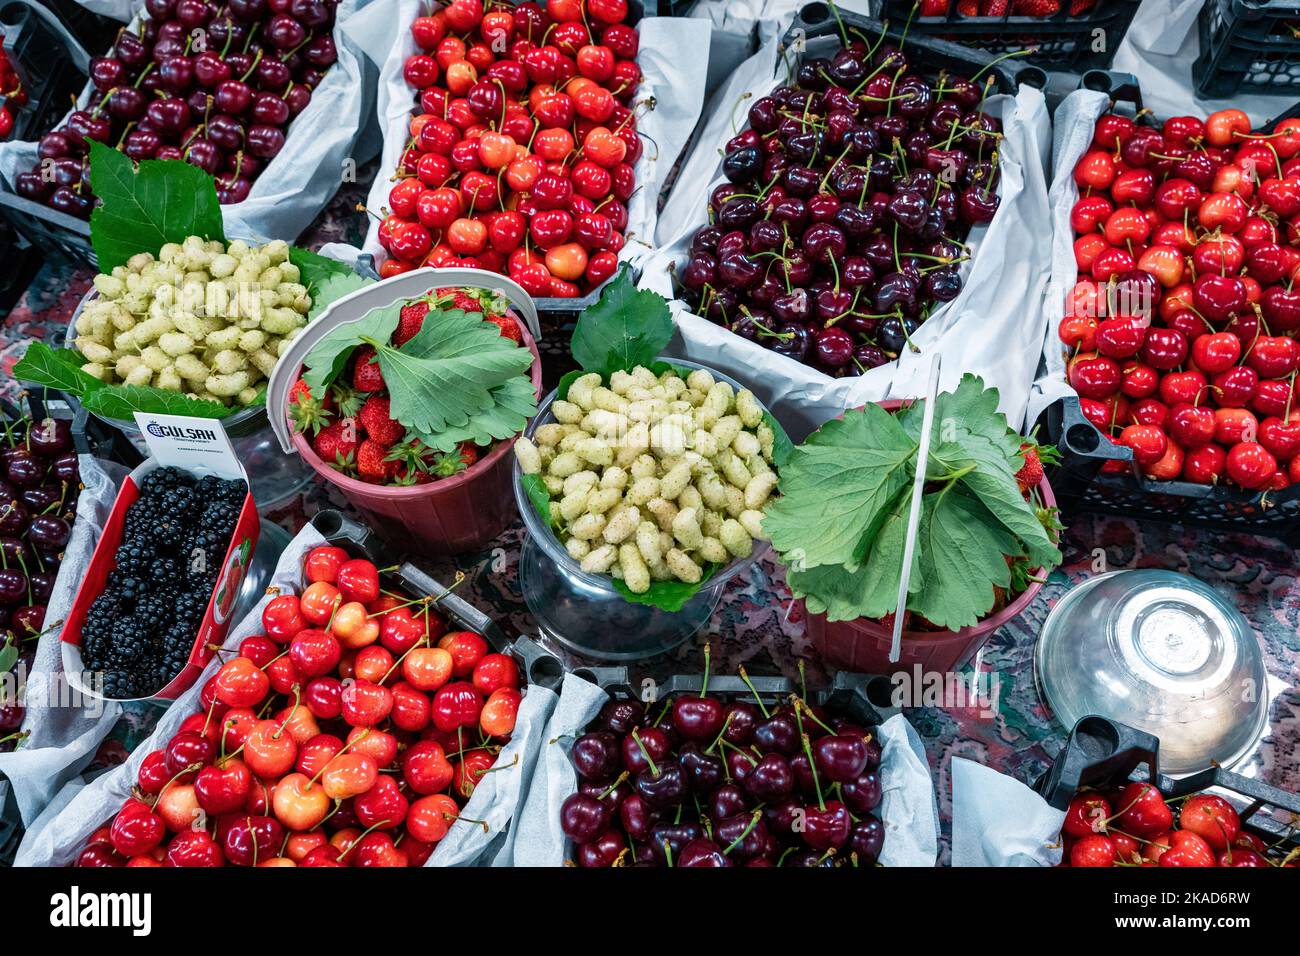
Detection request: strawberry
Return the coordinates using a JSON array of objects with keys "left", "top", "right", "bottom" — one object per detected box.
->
[
  {"left": 394, "top": 299, "right": 430, "bottom": 346},
  {"left": 980, "top": 0, "right": 1009, "bottom": 13},
  {"left": 434, "top": 287, "right": 485, "bottom": 313},
  {"left": 312, "top": 418, "right": 359, "bottom": 472},
  {"left": 956, "top": 0, "right": 978, "bottom": 13},
  {"left": 484, "top": 311, "right": 522, "bottom": 343},
  {"left": 880, "top": 610, "right": 912, "bottom": 633},
  {"left": 385, "top": 435, "right": 437, "bottom": 484},
  {"left": 1016, "top": 441, "right": 1061, "bottom": 493},
  {"left": 431, "top": 442, "right": 479, "bottom": 477},
  {"left": 288, "top": 378, "right": 332, "bottom": 435},
  {"left": 351, "top": 345, "right": 385, "bottom": 392},
  {"left": 329, "top": 381, "right": 367, "bottom": 418},
  {"left": 1015, "top": 443, "right": 1045, "bottom": 492},
  {"left": 1012, "top": 0, "right": 1060, "bottom": 14},
  {"left": 358, "top": 395, "right": 405, "bottom": 447},
  {"left": 357, "top": 438, "right": 399, "bottom": 483},
  {"left": 919, "top": 0, "right": 950, "bottom": 13},
  {"left": 1068, "top": 0, "right": 1095, "bottom": 12}
]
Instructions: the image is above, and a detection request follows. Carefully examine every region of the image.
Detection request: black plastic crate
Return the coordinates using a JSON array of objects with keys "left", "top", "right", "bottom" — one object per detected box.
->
[
  {"left": 1038, "top": 716, "right": 1300, "bottom": 852},
  {"left": 1041, "top": 71, "right": 1300, "bottom": 544},
  {"left": 0, "top": 0, "right": 91, "bottom": 144},
  {"left": 876, "top": 0, "right": 1139, "bottom": 72},
  {"left": 1194, "top": 0, "right": 1300, "bottom": 99},
  {"left": 786, "top": 3, "right": 1049, "bottom": 93},
  {"left": 310, "top": 509, "right": 567, "bottom": 692}
]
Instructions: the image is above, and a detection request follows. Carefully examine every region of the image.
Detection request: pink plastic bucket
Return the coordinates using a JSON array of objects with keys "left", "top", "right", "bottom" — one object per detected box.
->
[
  {"left": 801, "top": 399, "right": 1056, "bottom": 674},
  {"left": 289, "top": 316, "right": 543, "bottom": 556}
]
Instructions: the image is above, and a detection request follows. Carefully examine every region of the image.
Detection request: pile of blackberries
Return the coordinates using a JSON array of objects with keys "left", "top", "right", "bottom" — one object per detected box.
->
[{"left": 81, "top": 467, "right": 247, "bottom": 699}]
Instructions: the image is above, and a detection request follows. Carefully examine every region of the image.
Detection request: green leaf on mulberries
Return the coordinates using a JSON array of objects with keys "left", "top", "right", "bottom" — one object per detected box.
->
[
  {"left": 88, "top": 141, "right": 225, "bottom": 271},
  {"left": 11, "top": 342, "right": 106, "bottom": 398},
  {"left": 570, "top": 265, "right": 673, "bottom": 376}
]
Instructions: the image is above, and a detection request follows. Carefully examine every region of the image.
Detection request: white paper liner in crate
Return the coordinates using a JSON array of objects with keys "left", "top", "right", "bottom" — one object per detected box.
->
[
  {"left": 0, "top": 454, "right": 127, "bottom": 828},
  {"left": 0, "top": 0, "right": 379, "bottom": 245},
  {"left": 950, "top": 757, "right": 1065, "bottom": 867},
  {"left": 1024, "top": 89, "right": 1110, "bottom": 432},
  {"left": 13, "top": 519, "right": 560, "bottom": 867},
  {"left": 511, "top": 676, "right": 941, "bottom": 866},
  {"left": 642, "top": 38, "right": 1054, "bottom": 439},
  {"left": 683, "top": 0, "right": 874, "bottom": 102},
  {"left": 1112, "top": 0, "right": 1300, "bottom": 128},
  {"left": 328, "top": 0, "right": 710, "bottom": 280},
  {"left": 12, "top": 522, "right": 326, "bottom": 867}
]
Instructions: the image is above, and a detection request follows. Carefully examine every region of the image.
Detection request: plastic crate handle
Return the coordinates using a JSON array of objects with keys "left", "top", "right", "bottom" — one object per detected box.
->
[
  {"left": 0, "top": 0, "right": 92, "bottom": 73},
  {"left": 265, "top": 266, "right": 541, "bottom": 454}
]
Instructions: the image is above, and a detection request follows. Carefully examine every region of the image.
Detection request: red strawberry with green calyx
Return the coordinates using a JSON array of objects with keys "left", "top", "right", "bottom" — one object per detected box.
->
[
  {"left": 313, "top": 418, "right": 359, "bottom": 474},
  {"left": 351, "top": 345, "right": 385, "bottom": 392},
  {"left": 358, "top": 395, "right": 405, "bottom": 448},
  {"left": 289, "top": 378, "right": 333, "bottom": 435}
]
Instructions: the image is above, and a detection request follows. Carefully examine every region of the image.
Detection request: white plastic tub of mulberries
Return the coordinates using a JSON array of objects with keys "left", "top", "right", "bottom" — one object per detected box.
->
[
  {"left": 331, "top": 0, "right": 711, "bottom": 311},
  {"left": 0, "top": 0, "right": 380, "bottom": 255},
  {"left": 640, "top": 8, "right": 1055, "bottom": 440}
]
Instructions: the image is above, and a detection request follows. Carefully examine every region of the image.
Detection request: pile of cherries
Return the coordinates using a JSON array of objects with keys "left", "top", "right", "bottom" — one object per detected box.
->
[
  {"left": 76, "top": 546, "right": 523, "bottom": 867},
  {"left": 376, "top": 0, "right": 639, "bottom": 296},
  {"left": 678, "top": 36, "right": 1001, "bottom": 375},
  {"left": 12, "top": 0, "right": 339, "bottom": 217},
  {"left": 1062, "top": 109, "right": 1300, "bottom": 490},
  {"left": 0, "top": 412, "right": 78, "bottom": 752},
  {"left": 1062, "top": 781, "right": 1296, "bottom": 867},
  {"left": 560, "top": 662, "right": 886, "bottom": 867}
]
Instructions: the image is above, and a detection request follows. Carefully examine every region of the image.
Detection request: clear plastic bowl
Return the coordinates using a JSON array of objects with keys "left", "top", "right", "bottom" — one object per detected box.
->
[
  {"left": 511, "top": 359, "right": 770, "bottom": 662},
  {"left": 1035, "top": 569, "right": 1267, "bottom": 775},
  {"left": 65, "top": 296, "right": 315, "bottom": 509}
]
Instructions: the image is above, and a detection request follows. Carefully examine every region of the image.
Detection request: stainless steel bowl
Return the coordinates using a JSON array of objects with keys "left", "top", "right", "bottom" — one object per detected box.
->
[{"left": 1035, "top": 569, "right": 1268, "bottom": 775}]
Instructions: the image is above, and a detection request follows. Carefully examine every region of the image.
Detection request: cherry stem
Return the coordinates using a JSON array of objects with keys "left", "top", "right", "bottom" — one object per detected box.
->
[{"left": 736, "top": 666, "right": 770, "bottom": 718}]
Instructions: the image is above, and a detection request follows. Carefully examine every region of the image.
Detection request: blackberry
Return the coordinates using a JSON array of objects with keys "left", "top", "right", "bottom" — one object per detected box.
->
[
  {"left": 142, "top": 466, "right": 192, "bottom": 497},
  {"left": 90, "top": 464, "right": 243, "bottom": 701}
]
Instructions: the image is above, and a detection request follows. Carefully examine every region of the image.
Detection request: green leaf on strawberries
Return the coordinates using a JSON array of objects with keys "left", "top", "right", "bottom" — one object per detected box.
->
[
  {"left": 762, "top": 403, "right": 916, "bottom": 572},
  {"left": 367, "top": 309, "right": 535, "bottom": 437},
  {"left": 414, "top": 375, "right": 538, "bottom": 452},
  {"left": 928, "top": 436, "right": 1061, "bottom": 568},
  {"left": 12, "top": 342, "right": 107, "bottom": 398},
  {"left": 82, "top": 384, "right": 234, "bottom": 420},
  {"left": 613, "top": 564, "right": 721, "bottom": 613},
  {"left": 301, "top": 302, "right": 402, "bottom": 392},
  {"left": 290, "top": 247, "right": 372, "bottom": 321},
  {"left": 520, "top": 472, "right": 555, "bottom": 529},
  {"left": 87, "top": 141, "right": 225, "bottom": 272},
  {"left": 570, "top": 265, "right": 673, "bottom": 376},
  {"left": 789, "top": 488, "right": 922, "bottom": 621},
  {"left": 909, "top": 486, "right": 1020, "bottom": 629}
]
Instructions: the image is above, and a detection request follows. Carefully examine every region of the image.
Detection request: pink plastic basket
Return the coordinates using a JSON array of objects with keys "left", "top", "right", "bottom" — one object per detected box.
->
[
  {"left": 289, "top": 318, "right": 542, "bottom": 556},
  {"left": 802, "top": 399, "right": 1056, "bottom": 674},
  {"left": 266, "top": 267, "right": 544, "bottom": 557}
]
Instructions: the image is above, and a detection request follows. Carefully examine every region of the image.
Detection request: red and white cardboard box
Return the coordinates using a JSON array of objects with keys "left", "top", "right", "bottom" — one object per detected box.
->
[{"left": 61, "top": 413, "right": 261, "bottom": 702}]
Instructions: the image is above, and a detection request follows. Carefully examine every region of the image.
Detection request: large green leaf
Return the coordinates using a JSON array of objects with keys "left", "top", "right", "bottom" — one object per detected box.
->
[
  {"left": 11, "top": 342, "right": 106, "bottom": 398},
  {"left": 83, "top": 385, "right": 233, "bottom": 420},
  {"left": 301, "top": 303, "right": 402, "bottom": 393},
  {"left": 290, "top": 247, "right": 372, "bottom": 321},
  {"left": 415, "top": 375, "right": 538, "bottom": 452},
  {"left": 763, "top": 404, "right": 916, "bottom": 572},
  {"left": 570, "top": 266, "right": 673, "bottom": 376},
  {"left": 372, "top": 309, "right": 534, "bottom": 437},
  {"left": 520, "top": 472, "right": 555, "bottom": 528},
  {"left": 910, "top": 487, "right": 1021, "bottom": 630},
  {"left": 613, "top": 563, "right": 721, "bottom": 613},
  {"left": 88, "top": 142, "right": 225, "bottom": 271}
]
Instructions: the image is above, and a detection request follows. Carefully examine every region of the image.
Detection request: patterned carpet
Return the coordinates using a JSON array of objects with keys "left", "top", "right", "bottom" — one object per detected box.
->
[{"left": 4, "top": 192, "right": 1296, "bottom": 864}]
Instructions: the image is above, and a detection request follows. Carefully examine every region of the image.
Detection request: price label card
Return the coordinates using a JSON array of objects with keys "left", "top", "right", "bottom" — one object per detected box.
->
[{"left": 132, "top": 412, "right": 246, "bottom": 481}]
